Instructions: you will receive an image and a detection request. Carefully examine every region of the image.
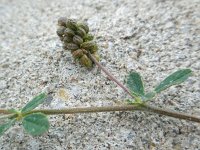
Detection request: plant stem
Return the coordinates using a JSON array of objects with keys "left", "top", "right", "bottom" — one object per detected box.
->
[
  {"left": 142, "top": 105, "right": 200, "bottom": 123},
  {"left": 0, "top": 109, "right": 10, "bottom": 114},
  {"left": 88, "top": 53, "right": 135, "bottom": 99},
  {"left": 30, "top": 105, "right": 139, "bottom": 115},
  {"left": 1, "top": 105, "right": 200, "bottom": 123}
]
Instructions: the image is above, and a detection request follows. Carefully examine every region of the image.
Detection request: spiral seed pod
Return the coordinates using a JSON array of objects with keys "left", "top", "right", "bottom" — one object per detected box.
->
[
  {"left": 80, "top": 41, "right": 95, "bottom": 49},
  {"left": 83, "top": 34, "right": 94, "bottom": 42},
  {"left": 62, "top": 44, "right": 68, "bottom": 50},
  {"left": 92, "top": 52, "right": 100, "bottom": 61},
  {"left": 80, "top": 54, "right": 92, "bottom": 68},
  {"left": 80, "top": 41, "right": 97, "bottom": 51},
  {"left": 57, "top": 26, "right": 66, "bottom": 36},
  {"left": 63, "top": 36, "right": 73, "bottom": 43},
  {"left": 89, "top": 44, "right": 98, "bottom": 53},
  {"left": 72, "top": 49, "right": 84, "bottom": 59},
  {"left": 82, "top": 49, "right": 88, "bottom": 54},
  {"left": 66, "top": 19, "right": 77, "bottom": 31},
  {"left": 64, "top": 28, "right": 75, "bottom": 37},
  {"left": 76, "top": 27, "right": 86, "bottom": 37},
  {"left": 65, "top": 43, "right": 79, "bottom": 50},
  {"left": 58, "top": 17, "right": 67, "bottom": 26},
  {"left": 59, "top": 36, "right": 64, "bottom": 41},
  {"left": 78, "top": 22, "right": 89, "bottom": 33},
  {"left": 73, "top": 35, "right": 83, "bottom": 45}
]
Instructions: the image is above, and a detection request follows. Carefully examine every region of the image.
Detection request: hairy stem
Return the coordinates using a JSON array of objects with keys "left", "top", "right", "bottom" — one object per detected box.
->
[
  {"left": 1, "top": 105, "right": 200, "bottom": 123},
  {"left": 88, "top": 53, "right": 135, "bottom": 99},
  {"left": 142, "top": 105, "right": 200, "bottom": 123},
  {"left": 30, "top": 105, "right": 139, "bottom": 115}
]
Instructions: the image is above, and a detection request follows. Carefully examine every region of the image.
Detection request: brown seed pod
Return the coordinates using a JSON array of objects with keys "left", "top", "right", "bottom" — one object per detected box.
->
[
  {"left": 80, "top": 54, "right": 92, "bottom": 68},
  {"left": 73, "top": 35, "right": 83, "bottom": 45},
  {"left": 72, "top": 49, "right": 84, "bottom": 59},
  {"left": 78, "top": 22, "right": 89, "bottom": 33},
  {"left": 58, "top": 17, "right": 67, "bottom": 26},
  {"left": 62, "top": 44, "right": 68, "bottom": 50},
  {"left": 57, "top": 26, "right": 66, "bottom": 36},
  {"left": 90, "top": 44, "right": 98, "bottom": 53},
  {"left": 66, "top": 19, "right": 77, "bottom": 31},
  {"left": 59, "top": 36, "right": 64, "bottom": 41},
  {"left": 92, "top": 52, "right": 100, "bottom": 61},
  {"left": 83, "top": 34, "right": 94, "bottom": 42},
  {"left": 63, "top": 36, "right": 73, "bottom": 43},
  {"left": 65, "top": 43, "right": 79, "bottom": 50},
  {"left": 82, "top": 49, "right": 88, "bottom": 54},
  {"left": 80, "top": 41, "right": 97, "bottom": 51},
  {"left": 76, "top": 27, "right": 86, "bottom": 37},
  {"left": 64, "top": 28, "right": 75, "bottom": 37}
]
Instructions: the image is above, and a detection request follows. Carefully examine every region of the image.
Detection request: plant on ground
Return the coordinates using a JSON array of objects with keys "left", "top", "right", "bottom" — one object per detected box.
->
[{"left": 0, "top": 18, "right": 199, "bottom": 136}]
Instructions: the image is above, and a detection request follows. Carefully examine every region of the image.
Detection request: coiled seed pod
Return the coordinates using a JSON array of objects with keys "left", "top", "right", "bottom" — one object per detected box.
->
[
  {"left": 64, "top": 28, "right": 75, "bottom": 37},
  {"left": 76, "top": 27, "right": 86, "bottom": 37},
  {"left": 78, "top": 22, "right": 89, "bottom": 33},
  {"left": 65, "top": 43, "right": 79, "bottom": 50},
  {"left": 59, "top": 36, "right": 64, "bottom": 41},
  {"left": 58, "top": 17, "right": 67, "bottom": 26},
  {"left": 72, "top": 49, "right": 84, "bottom": 59},
  {"left": 80, "top": 54, "right": 92, "bottom": 68},
  {"left": 92, "top": 52, "right": 100, "bottom": 61},
  {"left": 63, "top": 36, "right": 73, "bottom": 43},
  {"left": 82, "top": 49, "right": 88, "bottom": 54},
  {"left": 73, "top": 35, "right": 83, "bottom": 45},
  {"left": 62, "top": 44, "right": 68, "bottom": 50},
  {"left": 81, "top": 41, "right": 96, "bottom": 50},
  {"left": 90, "top": 44, "right": 98, "bottom": 53},
  {"left": 66, "top": 19, "right": 77, "bottom": 31},
  {"left": 57, "top": 26, "right": 66, "bottom": 36},
  {"left": 83, "top": 34, "right": 94, "bottom": 42}
]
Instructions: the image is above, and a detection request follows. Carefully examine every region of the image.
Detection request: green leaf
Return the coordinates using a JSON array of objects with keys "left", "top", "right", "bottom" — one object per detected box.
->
[
  {"left": 0, "top": 119, "right": 15, "bottom": 136},
  {"left": 127, "top": 72, "right": 145, "bottom": 96},
  {"left": 142, "top": 91, "right": 156, "bottom": 101},
  {"left": 155, "top": 69, "right": 192, "bottom": 93},
  {"left": 22, "top": 113, "right": 49, "bottom": 136},
  {"left": 21, "top": 93, "right": 46, "bottom": 113}
]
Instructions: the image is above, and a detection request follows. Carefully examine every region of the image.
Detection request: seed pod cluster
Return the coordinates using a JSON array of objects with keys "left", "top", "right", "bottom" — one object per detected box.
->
[{"left": 57, "top": 17, "right": 99, "bottom": 68}]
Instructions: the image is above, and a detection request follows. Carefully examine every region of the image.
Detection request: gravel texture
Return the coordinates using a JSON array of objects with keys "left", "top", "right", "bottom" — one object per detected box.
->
[{"left": 0, "top": 0, "right": 200, "bottom": 149}]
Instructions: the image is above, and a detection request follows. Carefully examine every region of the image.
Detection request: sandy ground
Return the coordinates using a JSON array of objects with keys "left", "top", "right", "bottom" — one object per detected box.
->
[{"left": 0, "top": 0, "right": 200, "bottom": 149}]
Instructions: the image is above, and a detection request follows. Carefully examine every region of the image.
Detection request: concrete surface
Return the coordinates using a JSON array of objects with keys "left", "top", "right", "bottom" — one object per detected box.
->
[{"left": 0, "top": 0, "right": 200, "bottom": 149}]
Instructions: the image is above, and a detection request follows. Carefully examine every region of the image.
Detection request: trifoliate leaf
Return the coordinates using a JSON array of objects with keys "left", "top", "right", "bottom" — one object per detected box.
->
[
  {"left": 0, "top": 119, "right": 15, "bottom": 136},
  {"left": 22, "top": 113, "right": 49, "bottom": 136},
  {"left": 21, "top": 93, "right": 46, "bottom": 113},
  {"left": 155, "top": 69, "right": 192, "bottom": 93},
  {"left": 127, "top": 72, "right": 145, "bottom": 97}
]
